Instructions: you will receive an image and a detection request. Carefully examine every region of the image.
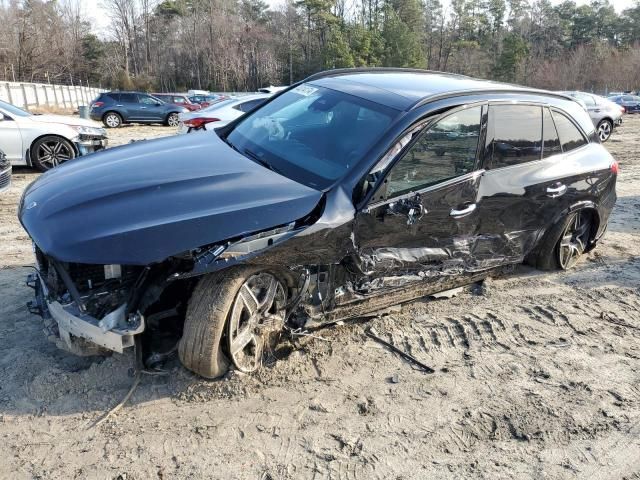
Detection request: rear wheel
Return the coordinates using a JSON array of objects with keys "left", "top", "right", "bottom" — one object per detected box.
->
[
  {"left": 178, "top": 267, "right": 286, "bottom": 378},
  {"left": 31, "top": 136, "right": 76, "bottom": 172},
  {"left": 532, "top": 210, "right": 593, "bottom": 271},
  {"left": 103, "top": 112, "right": 122, "bottom": 128},
  {"left": 597, "top": 119, "right": 613, "bottom": 142}
]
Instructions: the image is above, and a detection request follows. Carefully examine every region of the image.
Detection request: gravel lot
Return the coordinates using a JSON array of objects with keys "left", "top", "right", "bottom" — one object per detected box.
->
[{"left": 1, "top": 118, "right": 639, "bottom": 479}]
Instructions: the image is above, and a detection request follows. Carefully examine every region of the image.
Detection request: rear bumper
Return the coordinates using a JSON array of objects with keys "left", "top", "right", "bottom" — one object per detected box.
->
[{"left": 27, "top": 271, "right": 144, "bottom": 355}]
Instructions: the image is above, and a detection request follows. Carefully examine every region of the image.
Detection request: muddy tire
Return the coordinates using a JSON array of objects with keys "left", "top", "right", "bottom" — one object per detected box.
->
[
  {"left": 530, "top": 210, "right": 593, "bottom": 271},
  {"left": 178, "top": 266, "right": 286, "bottom": 379}
]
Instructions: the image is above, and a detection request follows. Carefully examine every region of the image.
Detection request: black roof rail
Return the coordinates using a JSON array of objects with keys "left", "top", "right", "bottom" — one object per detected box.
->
[
  {"left": 302, "top": 67, "right": 473, "bottom": 83},
  {"left": 410, "top": 88, "right": 584, "bottom": 110}
]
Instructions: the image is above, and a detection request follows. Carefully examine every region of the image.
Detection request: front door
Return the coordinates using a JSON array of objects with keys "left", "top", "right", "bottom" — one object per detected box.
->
[
  {"left": 137, "top": 94, "right": 165, "bottom": 122},
  {"left": 353, "top": 105, "right": 485, "bottom": 290},
  {"left": 0, "top": 112, "right": 24, "bottom": 162}
]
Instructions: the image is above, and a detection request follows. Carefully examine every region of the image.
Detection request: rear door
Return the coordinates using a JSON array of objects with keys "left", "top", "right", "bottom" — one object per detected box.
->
[
  {"left": 353, "top": 105, "right": 486, "bottom": 285},
  {"left": 475, "top": 104, "right": 584, "bottom": 263},
  {"left": 117, "top": 93, "right": 140, "bottom": 121}
]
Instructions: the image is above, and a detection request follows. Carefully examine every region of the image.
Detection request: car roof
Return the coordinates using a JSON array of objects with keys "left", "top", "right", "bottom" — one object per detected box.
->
[{"left": 305, "top": 68, "right": 571, "bottom": 111}]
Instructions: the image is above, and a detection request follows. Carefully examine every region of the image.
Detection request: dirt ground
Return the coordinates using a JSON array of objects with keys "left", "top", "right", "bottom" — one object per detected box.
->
[{"left": 1, "top": 118, "right": 639, "bottom": 480}]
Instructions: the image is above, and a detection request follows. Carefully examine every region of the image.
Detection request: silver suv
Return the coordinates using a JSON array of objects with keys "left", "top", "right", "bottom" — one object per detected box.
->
[{"left": 560, "top": 91, "right": 623, "bottom": 142}]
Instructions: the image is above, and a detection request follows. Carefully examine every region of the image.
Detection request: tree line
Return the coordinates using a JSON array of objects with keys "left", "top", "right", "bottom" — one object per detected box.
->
[{"left": 1, "top": 0, "right": 639, "bottom": 94}]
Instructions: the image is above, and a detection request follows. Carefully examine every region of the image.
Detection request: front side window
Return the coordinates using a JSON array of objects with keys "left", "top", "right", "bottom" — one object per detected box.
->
[
  {"left": 226, "top": 84, "right": 398, "bottom": 189},
  {"left": 139, "top": 95, "right": 160, "bottom": 105},
  {"left": 487, "top": 105, "right": 542, "bottom": 168},
  {"left": 385, "top": 106, "right": 482, "bottom": 197},
  {"left": 552, "top": 110, "right": 587, "bottom": 152}
]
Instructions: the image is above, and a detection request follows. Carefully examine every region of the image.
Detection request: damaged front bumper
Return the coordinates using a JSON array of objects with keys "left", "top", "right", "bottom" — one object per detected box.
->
[
  {"left": 74, "top": 134, "right": 108, "bottom": 156},
  {"left": 27, "top": 270, "right": 144, "bottom": 355}
]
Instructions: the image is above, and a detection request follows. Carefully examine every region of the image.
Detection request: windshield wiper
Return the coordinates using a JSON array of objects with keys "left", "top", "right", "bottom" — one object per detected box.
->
[{"left": 243, "top": 148, "right": 283, "bottom": 175}]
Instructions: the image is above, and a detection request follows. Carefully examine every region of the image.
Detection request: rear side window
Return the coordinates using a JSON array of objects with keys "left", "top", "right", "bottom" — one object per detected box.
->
[
  {"left": 105, "top": 93, "right": 120, "bottom": 101},
  {"left": 120, "top": 93, "right": 138, "bottom": 103},
  {"left": 542, "top": 108, "right": 562, "bottom": 158},
  {"left": 486, "top": 105, "right": 542, "bottom": 168},
  {"left": 552, "top": 111, "right": 587, "bottom": 152}
]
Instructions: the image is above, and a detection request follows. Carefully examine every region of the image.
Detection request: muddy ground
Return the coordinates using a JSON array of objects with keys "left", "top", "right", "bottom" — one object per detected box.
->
[{"left": 1, "top": 118, "right": 639, "bottom": 479}]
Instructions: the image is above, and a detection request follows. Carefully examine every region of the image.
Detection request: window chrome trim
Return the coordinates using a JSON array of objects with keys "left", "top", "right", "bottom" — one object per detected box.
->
[{"left": 364, "top": 169, "right": 485, "bottom": 212}]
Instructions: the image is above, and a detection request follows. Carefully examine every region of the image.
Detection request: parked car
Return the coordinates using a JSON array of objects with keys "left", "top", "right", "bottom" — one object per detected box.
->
[
  {"left": 0, "top": 149, "right": 10, "bottom": 193},
  {"left": 187, "top": 94, "right": 227, "bottom": 108},
  {"left": 0, "top": 100, "right": 106, "bottom": 171},
  {"left": 560, "top": 91, "right": 623, "bottom": 142},
  {"left": 20, "top": 69, "right": 617, "bottom": 379},
  {"left": 152, "top": 93, "right": 202, "bottom": 111},
  {"left": 178, "top": 93, "right": 272, "bottom": 133},
  {"left": 89, "top": 92, "right": 188, "bottom": 128},
  {"left": 607, "top": 94, "right": 640, "bottom": 114}
]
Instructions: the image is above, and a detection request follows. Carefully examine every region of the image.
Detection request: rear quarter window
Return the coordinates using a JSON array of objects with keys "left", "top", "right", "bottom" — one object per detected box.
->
[{"left": 551, "top": 111, "right": 588, "bottom": 152}]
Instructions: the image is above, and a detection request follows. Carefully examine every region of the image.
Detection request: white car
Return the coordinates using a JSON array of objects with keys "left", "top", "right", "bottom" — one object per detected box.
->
[
  {"left": 0, "top": 100, "right": 107, "bottom": 171},
  {"left": 178, "top": 94, "right": 272, "bottom": 133}
]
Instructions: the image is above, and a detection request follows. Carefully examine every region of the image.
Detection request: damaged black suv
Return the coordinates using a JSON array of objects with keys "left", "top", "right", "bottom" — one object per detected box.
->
[{"left": 20, "top": 69, "right": 617, "bottom": 378}]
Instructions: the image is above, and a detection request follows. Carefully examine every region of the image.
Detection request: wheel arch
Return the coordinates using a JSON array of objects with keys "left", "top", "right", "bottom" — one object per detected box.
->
[
  {"left": 29, "top": 133, "right": 79, "bottom": 162},
  {"left": 102, "top": 110, "right": 124, "bottom": 123},
  {"left": 545, "top": 201, "right": 601, "bottom": 249}
]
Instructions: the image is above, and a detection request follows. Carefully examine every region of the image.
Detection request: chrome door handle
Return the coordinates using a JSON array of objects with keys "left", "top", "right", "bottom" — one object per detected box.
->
[
  {"left": 547, "top": 184, "right": 567, "bottom": 196},
  {"left": 140, "top": 106, "right": 147, "bottom": 109},
  {"left": 450, "top": 203, "right": 476, "bottom": 218}
]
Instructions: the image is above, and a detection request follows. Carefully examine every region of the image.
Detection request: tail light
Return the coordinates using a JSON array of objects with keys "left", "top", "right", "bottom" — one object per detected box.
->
[
  {"left": 184, "top": 117, "right": 220, "bottom": 128},
  {"left": 91, "top": 101, "right": 104, "bottom": 108},
  {"left": 611, "top": 160, "right": 619, "bottom": 175}
]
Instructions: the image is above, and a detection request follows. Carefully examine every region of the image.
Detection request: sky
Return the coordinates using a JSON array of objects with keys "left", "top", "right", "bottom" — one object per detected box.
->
[{"left": 83, "top": 0, "right": 637, "bottom": 38}]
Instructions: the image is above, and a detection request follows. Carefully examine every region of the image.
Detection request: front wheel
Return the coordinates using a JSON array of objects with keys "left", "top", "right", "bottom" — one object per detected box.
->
[
  {"left": 31, "top": 136, "right": 76, "bottom": 172},
  {"left": 178, "top": 267, "right": 287, "bottom": 378},
  {"left": 597, "top": 119, "right": 613, "bottom": 142},
  {"left": 166, "top": 112, "right": 180, "bottom": 127}
]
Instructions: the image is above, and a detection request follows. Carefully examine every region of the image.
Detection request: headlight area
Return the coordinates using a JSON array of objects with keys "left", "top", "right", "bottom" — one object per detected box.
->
[
  {"left": 71, "top": 126, "right": 108, "bottom": 156},
  {"left": 28, "top": 246, "right": 145, "bottom": 355}
]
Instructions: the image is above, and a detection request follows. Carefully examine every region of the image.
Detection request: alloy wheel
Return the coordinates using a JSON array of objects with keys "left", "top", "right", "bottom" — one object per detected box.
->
[
  {"left": 557, "top": 211, "right": 591, "bottom": 270},
  {"left": 227, "top": 273, "right": 286, "bottom": 372},
  {"left": 105, "top": 113, "right": 121, "bottom": 128},
  {"left": 37, "top": 140, "right": 73, "bottom": 169},
  {"left": 168, "top": 113, "right": 180, "bottom": 127},
  {"left": 598, "top": 121, "right": 612, "bottom": 142}
]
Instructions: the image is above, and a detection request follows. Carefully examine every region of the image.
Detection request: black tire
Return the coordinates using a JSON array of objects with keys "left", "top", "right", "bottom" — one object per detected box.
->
[
  {"left": 166, "top": 112, "right": 180, "bottom": 127},
  {"left": 597, "top": 119, "right": 613, "bottom": 143},
  {"left": 530, "top": 210, "right": 593, "bottom": 271},
  {"left": 31, "top": 136, "right": 76, "bottom": 172},
  {"left": 179, "top": 266, "right": 267, "bottom": 378},
  {"left": 103, "top": 111, "right": 122, "bottom": 128}
]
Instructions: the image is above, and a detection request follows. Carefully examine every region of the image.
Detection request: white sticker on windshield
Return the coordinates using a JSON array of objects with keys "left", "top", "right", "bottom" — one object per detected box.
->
[{"left": 292, "top": 85, "right": 318, "bottom": 97}]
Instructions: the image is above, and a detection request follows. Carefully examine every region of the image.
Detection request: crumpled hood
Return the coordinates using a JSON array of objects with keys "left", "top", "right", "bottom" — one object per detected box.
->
[
  {"left": 20, "top": 133, "right": 323, "bottom": 265},
  {"left": 30, "top": 114, "right": 103, "bottom": 129}
]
